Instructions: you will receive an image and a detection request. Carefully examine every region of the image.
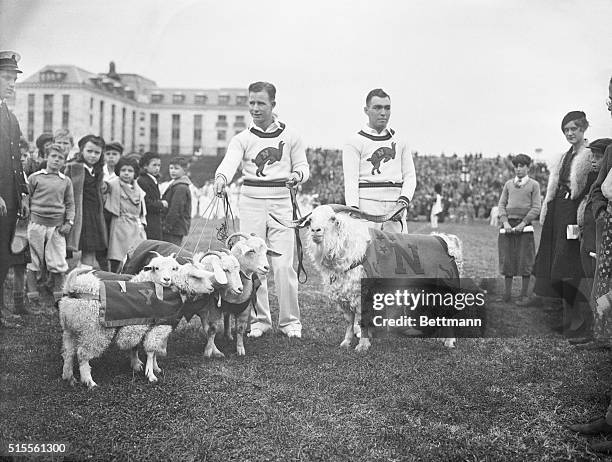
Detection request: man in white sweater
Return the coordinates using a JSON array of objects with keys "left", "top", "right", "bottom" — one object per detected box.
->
[
  {"left": 342, "top": 88, "right": 416, "bottom": 232},
  {"left": 214, "top": 81, "right": 309, "bottom": 339}
]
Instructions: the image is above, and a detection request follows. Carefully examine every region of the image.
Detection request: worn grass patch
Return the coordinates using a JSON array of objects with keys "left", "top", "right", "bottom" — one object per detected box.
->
[{"left": 0, "top": 219, "right": 609, "bottom": 461}]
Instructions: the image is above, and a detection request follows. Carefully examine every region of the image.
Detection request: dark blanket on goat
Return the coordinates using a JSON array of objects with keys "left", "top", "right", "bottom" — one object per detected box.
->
[
  {"left": 362, "top": 229, "right": 459, "bottom": 279},
  {"left": 122, "top": 239, "right": 192, "bottom": 274},
  {"left": 99, "top": 280, "right": 184, "bottom": 327}
]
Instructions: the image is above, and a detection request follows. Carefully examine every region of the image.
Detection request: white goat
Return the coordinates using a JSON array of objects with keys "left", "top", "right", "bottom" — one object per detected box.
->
[
  {"left": 273, "top": 205, "right": 463, "bottom": 352},
  {"left": 198, "top": 232, "right": 280, "bottom": 357},
  {"left": 59, "top": 253, "right": 223, "bottom": 387},
  {"left": 138, "top": 252, "right": 227, "bottom": 382}
]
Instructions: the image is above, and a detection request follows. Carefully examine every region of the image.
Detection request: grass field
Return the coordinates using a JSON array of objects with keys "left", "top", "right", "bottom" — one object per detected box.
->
[{"left": 1, "top": 218, "right": 611, "bottom": 461}]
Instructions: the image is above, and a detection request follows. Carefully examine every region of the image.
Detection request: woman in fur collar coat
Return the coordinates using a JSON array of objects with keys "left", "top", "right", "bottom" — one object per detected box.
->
[{"left": 533, "top": 111, "right": 593, "bottom": 330}]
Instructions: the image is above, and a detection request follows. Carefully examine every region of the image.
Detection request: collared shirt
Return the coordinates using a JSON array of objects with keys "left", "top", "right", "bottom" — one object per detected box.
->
[
  {"left": 362, "top": 124, "right": 394, "bottom": 137},
  {"left": 248, "top": 117, "right": 283, "bottom": 133},
  {"left": 39, "top": 168, "right": 66, "bottom": 179},
  {"left": 514, "top": 175, "right": 530, "bottom": 188},
  {"left": 147, "top": 172, "right": 158, "bottom": 184},
  {"left": 83, "top": 163, "right": 94, "bottom": 176}
]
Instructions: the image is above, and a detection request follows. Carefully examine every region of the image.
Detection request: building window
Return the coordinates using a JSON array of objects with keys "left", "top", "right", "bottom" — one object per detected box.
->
[
  {"left": 61, "top": 95, "right": 70, "bottom": 129},
  {"left": 111, "top": 104, "right": 116, "bottom": 140},
  {"left": 151, "top": 93, "right": 164, "bottom": 103},
  {"left": 131, "top": 110, "right": 136, "bottom": 152},
  {"left": 193, "top": 114, "right": 203, "bottom": 152},
  {"left": 43, "top": 94, "right": 53, "bottom": 133},
  {"left": 236, "top": 95, "right": 247, "bottom": 106},
  {"left": 171, "top": 114, "right": 180, "bottom": 155},
  {"left": 217, "top": 130, "right": 226, "bottom": 141},
  {"left": 121, "top": 107, "right": 126, "bottom": 145},
  {"left": 150, "top": 113, "right": 159, "bottom": 153},
  {"left": 99, "top": 100, "right": 104, "bottom": 137},
  {"left": 172, "top": 93, "right": 185, "bottom": 104},
  {"left": 195, "top": 94, "right": 207, "bottom": 105},
  {"left": 27, "top": 94, "right": 35, "bottom": 141},
  {"left": 89, "top": 97, "right": 94, "bottom": 127},
  {"left": 217, "top": 147, "right": 226, "bottom": 157},
  {"left": 234, "top": 115, "right": 246, "bottom": 129},
  {"left": 216, "top": 114, "right": 227, "bottom": 128},
  {"left": 39, "top": 70, "right": 66, "bottom": 83},
  {"left": 218, "top": 94, "right": 230, "bottom": 105}
]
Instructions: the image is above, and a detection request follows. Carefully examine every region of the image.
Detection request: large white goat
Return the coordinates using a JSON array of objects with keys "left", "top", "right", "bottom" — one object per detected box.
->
[
  {"left": 59, "top": 253, "right": 223, "bottom": 387},
  {"left": 198, "top": 232, "right": 280, "bottom": 358},
  {"left": 273, "top": 205, "right": 463, "bottom": 352}
]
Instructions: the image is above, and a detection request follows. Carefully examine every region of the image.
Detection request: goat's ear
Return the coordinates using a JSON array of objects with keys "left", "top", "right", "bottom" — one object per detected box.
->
[
  {"left": 211, "top": 259, "right": 227, "bottom": 285},
  {"left": 267, "top": 248, "right": 282, "bottom": 257},
  {"left": 143, "top": 266, "right": 152, "bottom": 272}
]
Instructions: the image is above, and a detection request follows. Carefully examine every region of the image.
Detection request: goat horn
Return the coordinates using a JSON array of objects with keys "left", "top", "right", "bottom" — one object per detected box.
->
[
  {"left": 226, "top": 232, "right": 251, "bottom": 249},
  {"left": 219, "top": 248, "right": 232, "bottom": 255},
  {"left": 148, "top": 250, "right": 163, "bottom": 257},
  {"left": 269, "top": 212, "right": 312, "bottom": 229},
  {"left": 202, "top": 250, "right": 224, "bottom": 260},
  {"left": 328, "top": 203, "right": 407, "bottom": 223}
]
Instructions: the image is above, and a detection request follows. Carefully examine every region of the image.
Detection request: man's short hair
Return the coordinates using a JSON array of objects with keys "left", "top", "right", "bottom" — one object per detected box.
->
[
  {"left": 169, "top": 156, "right": 189, "bottom": 170},
  {"left": 248, "top": 81, "right": 276, "bottom": 101},
  {"left": 139, "top": 151, "right": 161, "bottom": 169},
  {"left": 511, "top": 153, "right": 532, "bottom": 167},
  {"left": 366, "top": 88, "right": 390, "bottom": 106}
]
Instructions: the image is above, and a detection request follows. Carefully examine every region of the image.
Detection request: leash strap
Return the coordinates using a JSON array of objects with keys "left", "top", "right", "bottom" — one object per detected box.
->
[{"left": 289, "top": 186, "right": 308, "bottom": 284}]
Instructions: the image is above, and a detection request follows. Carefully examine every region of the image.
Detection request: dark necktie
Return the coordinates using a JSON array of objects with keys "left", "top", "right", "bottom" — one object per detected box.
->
[{"left": 0, "top": 101, "right": 10, "bottom": 125}]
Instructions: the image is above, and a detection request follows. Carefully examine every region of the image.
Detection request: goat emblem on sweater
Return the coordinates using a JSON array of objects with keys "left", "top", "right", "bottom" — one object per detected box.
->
[
  {"left": 251, "top": 140, "right": 285, "bottom": 177},
  {"left": 366, "top": 142, "right": 396, "bottom": 175}
]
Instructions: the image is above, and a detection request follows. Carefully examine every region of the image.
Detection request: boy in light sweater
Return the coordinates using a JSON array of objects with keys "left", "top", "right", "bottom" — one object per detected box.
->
[
  {"left": 26, "top": 143, "right": 75, "bottom": 305},
  {"left": 214, "top": 81, "right": 309, "bottom": 339},
  {"left": 342, "top": 88, "right": 416, "bottom": 233}
]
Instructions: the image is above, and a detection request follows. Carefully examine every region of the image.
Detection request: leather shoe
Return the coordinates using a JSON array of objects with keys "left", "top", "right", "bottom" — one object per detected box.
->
[
  {"left": 568, "top": 417, "right": 612, "bottom": 435},
  {"left": 590, "top": 440, "right": 612, "bottom": 453}
]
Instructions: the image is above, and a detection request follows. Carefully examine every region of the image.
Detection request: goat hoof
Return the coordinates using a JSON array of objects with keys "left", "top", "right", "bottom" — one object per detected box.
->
[
  {"left": 83, "top": 379, "right": 97, "bottom": 389},
  {"left": 64, "top": 376, "right": 77, "bottom": 387},
  {"left": 236, "top": 347, "right": 245, "bottom": 356},
  {"left": 339, "top": 340, "right": 351, "bottom": 349},
  {"left": 355, "top": 341, "right": 371, "bottom": 353},
  {"left": 153, "top": 366, "right": 161, "bottom": 373},
  {"left": 147, "top": 374, "right": 158, "bottom": 383},
  {"left": 132, "top": 362, "right": 144, "bottom": 372},
  {"left": 212, "top": 350, "right": 225, "bottom": 358},
  {"left": 225, "top": 333, "right": 234, "bottom": 341}
]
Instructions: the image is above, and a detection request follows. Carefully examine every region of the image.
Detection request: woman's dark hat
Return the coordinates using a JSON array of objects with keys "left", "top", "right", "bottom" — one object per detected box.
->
[
  {"left": 588, "top": 138, "right": 612, "bottom": 154},
  {"left": 561, "top": 111, "right": 586, "bottom": 130}
]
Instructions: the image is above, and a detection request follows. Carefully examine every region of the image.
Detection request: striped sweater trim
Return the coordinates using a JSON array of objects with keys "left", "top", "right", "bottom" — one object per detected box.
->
[
  {"left": 250, "top": 122, "right": 286, "bottom": 138},
  {"left": 357, "top": 128, "right": 395, "bottom": 141}
]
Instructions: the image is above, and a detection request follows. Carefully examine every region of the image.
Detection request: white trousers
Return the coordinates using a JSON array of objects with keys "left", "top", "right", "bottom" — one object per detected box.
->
[
  {"left": 358, "top": 198, "right": 406, "bottom": 234},
  {"left": 239, "top": 195, "right": 301, "bottom": 331},
  {"left": 26, "top": 222, "right": 68, "bottom": 273}
]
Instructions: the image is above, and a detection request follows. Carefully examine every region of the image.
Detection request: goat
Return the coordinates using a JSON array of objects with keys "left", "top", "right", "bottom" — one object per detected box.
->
[
  {"left": 59, "top": 252, "right": 223, "bottom": 387},
  {"left": 272, "top": 204, "right": 464, "bottom": 352},
  {"left": 197, "top": 233, "right": 280, "bottom": 357}
]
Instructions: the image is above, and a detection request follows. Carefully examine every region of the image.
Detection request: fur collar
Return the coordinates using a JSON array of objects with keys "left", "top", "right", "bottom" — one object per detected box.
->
[{"left": 540, "top": 141, "right": 592, "bottom": 223}]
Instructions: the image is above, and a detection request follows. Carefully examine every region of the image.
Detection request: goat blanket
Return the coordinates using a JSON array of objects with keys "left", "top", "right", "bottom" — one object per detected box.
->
[
  {"left": 362, "top": 229, "right": 459, "bottom": 279},
  {"left": 123, "top": 240, "right": 191, "bottom": 275},
  {"left": 98, "top": 280, "right": 185, "bottom": 327}
]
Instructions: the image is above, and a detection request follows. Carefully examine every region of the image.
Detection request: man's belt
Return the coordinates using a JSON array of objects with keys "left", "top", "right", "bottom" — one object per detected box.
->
[
  {"left": 243, "top": 180, "right": 287, "bottom": 187},
  {"left": 359, "top": 182, "right": 403, "bottom": 188}
]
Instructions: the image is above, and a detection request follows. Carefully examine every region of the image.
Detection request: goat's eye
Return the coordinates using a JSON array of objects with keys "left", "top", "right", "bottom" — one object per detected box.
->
[
  {"left": 172, "top": 267, "right": 178, "bottom": 271},
  {"left": 153, "top": 266, "right": 159, "bottom": 271},
  {"left": 305, "top": 219, "right": 311, "bottom": 227}
]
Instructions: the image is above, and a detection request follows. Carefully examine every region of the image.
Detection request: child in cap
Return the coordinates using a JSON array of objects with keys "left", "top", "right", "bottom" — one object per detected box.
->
[
  {"left": 497, "top": 154, "right": 541, "bottom": 304},
  {"left": 137, "top": 152, "right": 166, "bottom": 240},
  {"left": 26, "top": 143, "right": 75, "bottom": 305},
  {"left": 162, "top": 157, "right": 192, "bottom": 246}
]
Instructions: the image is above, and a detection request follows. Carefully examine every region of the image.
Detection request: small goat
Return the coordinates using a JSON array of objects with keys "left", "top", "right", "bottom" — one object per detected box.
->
[
  {"left": 198, "top": 232, "right": 280, "bottom": 357},
  {"left": 59, "top": 252, "right": 223, "bottom": 387}
]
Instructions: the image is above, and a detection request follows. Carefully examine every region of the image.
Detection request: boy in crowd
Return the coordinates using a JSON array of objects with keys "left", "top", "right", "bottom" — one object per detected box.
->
[
  {"left": 137, "top": 152, "right": 166, "bottom": 240},
  {"left": 103, "top": 141, "right": 123, "bottom": 182},
  {"left": 26, "top": 143, "right": 75, "bottom": 306},
  {"left": 162, "top": 157, "right": 191, "bottom": 246},
  {"left": 53, "top": 128, "right": 75, "bottom": 160}
]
